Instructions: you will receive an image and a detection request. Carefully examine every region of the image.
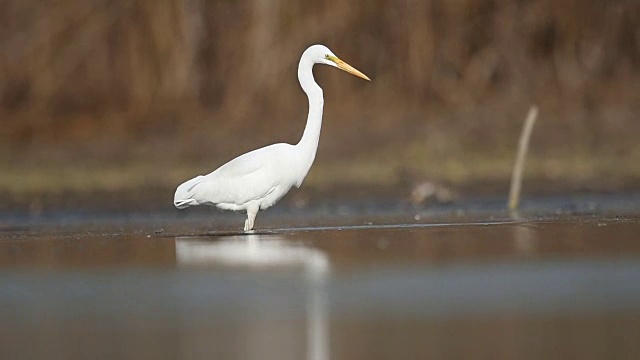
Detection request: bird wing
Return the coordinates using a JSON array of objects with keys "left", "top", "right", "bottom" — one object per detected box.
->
[{"left": 188, "top": 143, "right": 293, "bottom": 206}]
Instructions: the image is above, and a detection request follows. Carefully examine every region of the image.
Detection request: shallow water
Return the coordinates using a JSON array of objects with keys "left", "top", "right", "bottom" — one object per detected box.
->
[{"left": 1, "top": 194, "right": 640, "bottom": 359}]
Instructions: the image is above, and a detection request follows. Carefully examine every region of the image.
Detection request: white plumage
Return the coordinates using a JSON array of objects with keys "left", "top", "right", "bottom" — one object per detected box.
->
[{"left": 174, "top": 44, "right": 370, "bottom": 231}]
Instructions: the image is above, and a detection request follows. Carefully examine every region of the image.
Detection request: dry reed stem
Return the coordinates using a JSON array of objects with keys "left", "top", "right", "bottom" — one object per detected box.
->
[{"left": 508, "top": 105, "right": 539, "bottom": 211}]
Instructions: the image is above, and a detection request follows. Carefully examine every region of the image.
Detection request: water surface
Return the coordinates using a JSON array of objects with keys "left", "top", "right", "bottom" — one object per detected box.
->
[{"left": 1, "top": 194, "right": 639, "bottom": 359}]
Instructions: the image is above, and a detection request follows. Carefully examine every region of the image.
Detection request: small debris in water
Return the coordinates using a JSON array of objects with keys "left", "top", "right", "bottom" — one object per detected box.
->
[{"left": 410, "top": 181, "right": 457, "bottom": 205}]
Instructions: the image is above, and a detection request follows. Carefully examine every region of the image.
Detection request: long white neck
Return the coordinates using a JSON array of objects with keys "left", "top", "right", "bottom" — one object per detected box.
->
[{"left": 296, "top": 57, "right": 324, "bottom": 163}]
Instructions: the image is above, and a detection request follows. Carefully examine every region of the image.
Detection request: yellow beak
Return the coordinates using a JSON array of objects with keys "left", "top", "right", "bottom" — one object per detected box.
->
[{"left": 333, "top": 57, "right": 371, "bottom": 81}]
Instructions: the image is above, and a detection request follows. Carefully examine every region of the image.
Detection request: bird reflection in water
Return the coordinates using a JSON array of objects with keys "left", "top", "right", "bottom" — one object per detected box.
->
[{"left": 175, "top": 235, "right": 330, "bottom": 360}]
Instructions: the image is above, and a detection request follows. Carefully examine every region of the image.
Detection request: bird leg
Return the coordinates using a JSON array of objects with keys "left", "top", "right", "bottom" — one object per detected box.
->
[{"left": 244, "top": 207, "right": 258, "bottom": 232}]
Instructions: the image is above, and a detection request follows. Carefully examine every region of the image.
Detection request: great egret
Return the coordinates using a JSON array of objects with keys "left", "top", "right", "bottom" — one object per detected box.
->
[{"left": 174, "top": 44, "right": 370, "bottom": 231}]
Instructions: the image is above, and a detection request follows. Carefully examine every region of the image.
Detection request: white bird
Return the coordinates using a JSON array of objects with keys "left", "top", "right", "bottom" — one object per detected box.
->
[{"left": 174, "top": 44, "right": 370, "bottom": 232}]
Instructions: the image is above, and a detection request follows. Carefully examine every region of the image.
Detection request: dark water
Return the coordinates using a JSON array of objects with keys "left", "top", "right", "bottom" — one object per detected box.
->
[{"left": 1, "top": 194, "right": 640, "bottom": 359}]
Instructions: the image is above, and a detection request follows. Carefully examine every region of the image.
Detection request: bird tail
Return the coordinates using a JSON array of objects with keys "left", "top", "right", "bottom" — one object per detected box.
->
[{"left": 174, "top": 175, "right": 205, "bottom": 209}]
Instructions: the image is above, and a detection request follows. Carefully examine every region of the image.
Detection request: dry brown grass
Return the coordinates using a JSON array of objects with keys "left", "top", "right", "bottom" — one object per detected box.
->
[{"left": 0, "top": 0, "right": 639, "bottom": 195}]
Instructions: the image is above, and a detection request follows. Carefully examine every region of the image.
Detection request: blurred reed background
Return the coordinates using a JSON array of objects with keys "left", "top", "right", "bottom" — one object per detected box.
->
[{"left": 0, "top": 0, "right": 639, "bottom": 208}]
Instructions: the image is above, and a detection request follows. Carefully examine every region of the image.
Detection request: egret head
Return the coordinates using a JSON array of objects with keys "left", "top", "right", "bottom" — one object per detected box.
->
[{"left": 305, "top": 44, "right": 371, "bottom": 81}]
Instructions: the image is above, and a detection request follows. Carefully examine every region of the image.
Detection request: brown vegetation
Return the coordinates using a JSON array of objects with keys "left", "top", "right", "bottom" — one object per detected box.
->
[{"left": 0, "top": 0, "right": 639, "bottom": 197}]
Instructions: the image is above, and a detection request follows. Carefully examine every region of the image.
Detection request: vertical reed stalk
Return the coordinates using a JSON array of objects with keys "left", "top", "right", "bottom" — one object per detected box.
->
[{"left": 508, "top": 106, "right": 539, "bottom": 211}]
